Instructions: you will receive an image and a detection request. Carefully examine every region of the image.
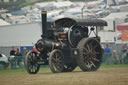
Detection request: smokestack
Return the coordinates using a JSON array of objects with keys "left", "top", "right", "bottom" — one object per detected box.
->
[{"left": 41, "top": 11, "right": 47, "bottom": 38}]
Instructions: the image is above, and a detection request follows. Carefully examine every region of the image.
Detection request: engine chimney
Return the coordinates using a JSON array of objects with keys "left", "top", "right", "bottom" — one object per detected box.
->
[{"left": 41, "top": 11, "right": 47, "bottom": 38}]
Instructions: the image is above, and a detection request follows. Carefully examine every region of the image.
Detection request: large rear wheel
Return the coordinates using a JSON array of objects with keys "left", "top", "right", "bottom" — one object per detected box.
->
[
  {"left": 77, "top": 38, "right": 103, "bottom": 71},
  {"left": 25, "top": 51, "right": 40, "bottom": 74}
]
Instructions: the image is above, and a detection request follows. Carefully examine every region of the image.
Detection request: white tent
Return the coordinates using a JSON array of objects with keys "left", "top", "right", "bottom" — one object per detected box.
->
[
  {"left": 0, "top": 22, "right": 42, "bottom": 46},
  {"left": 35, "top": 1, "right": 75, "bottom": 9},
  {"left": 104, "top": 12, "right": 128, "bottom": 19},
  {"left": 0, "top": 19, "right": 10, "bottom": 26},
  {"left": 35, "top": 2, "right": 54, "bottom": 8},
  {"left": 52, "top": 1, "right": 74, "bottom": 8}
]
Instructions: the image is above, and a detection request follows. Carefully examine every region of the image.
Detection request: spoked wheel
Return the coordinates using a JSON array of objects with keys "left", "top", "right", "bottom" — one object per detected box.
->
[
  {"left": 49, "top": 49, "right": 64, "bottom": 73},
  {"left": 25, "top": 51, "right": 40, "bottom": 74},
  {"left": 63, "top": 64, "right": 77, "bottom": 72},
  {"left": 77, "top": 38, "right": 103, "bottom": 71}
]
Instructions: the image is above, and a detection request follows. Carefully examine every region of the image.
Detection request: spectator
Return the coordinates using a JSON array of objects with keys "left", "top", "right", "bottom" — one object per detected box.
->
[
  {"left": 23, "top": 47, "right": 29, "bottom": 62},
  {"left": 15, "top": 48, "right": 22, "bottom": 56},
  {"left": 126, "top": 44, "right": 128, "bottom": 64},
  {"left": 23, "top": 47, "right": 29, "bottom": 56},
  {"left": 10, "top": 47, "right": 16, "bottom": 56},
  {"left": 104, "top": 44, "right": 112, "bottom": 65},
  {"left": 15, "top": 48, "right": 22, "bottom": 67},
  {"left": 113, "top": 49, "right": 120, "bottom": 64},
  {"left": 8, "top": 47, "right": 16, "bottom": 69},
  {"left": 23, "top": 47, "right": 29, "bottom": 68},
  {"left": 121, "top": 45, "right": 127, "bottom": 64}
]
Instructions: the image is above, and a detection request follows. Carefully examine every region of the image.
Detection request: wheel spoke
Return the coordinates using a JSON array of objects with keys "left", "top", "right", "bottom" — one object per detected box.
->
[
  {"left": 55, "top": 52, "right": 58, "bottom": 58},
  {"left": 54, "top": 62, "right": 60, "bottom": 71},
  {"left": 53, "top": 60, "right": 59, "bottom": 71},
  {"left": 93, "top": 45, "right": 98, "bottom": 50},
  {"left": 56, "top": 58, "right": 63, "bottom": 70},
  {"left": 58, "top": 55, "right": 61, "bottom": 60},
  {"left": 90, "top": 41, "right": 93, "bottom": 46},
  {"left": 87, "top": 44, "right": 91, "bottom": 52},
  {"left": 55, "top": 52, "right": 61, "bottom": 59},
  {"left": 89, "top": 42, "right": 93, "bottom": 51},
  {"left": 32, "top": 65, "right": 34, "bottom": 72},
  {"left": 83, "top": 48, "right": 89, "bottom": 52},
  {"left": 30, "top": 65, "right": 33, "bottom": 72},
  {"left": 52, "top": 57, "right": 56, "bottom": 62},
  {"left": 92, "top": 58, "right": 99, "bottom": 62},
  {"left": 28, "top": 64, "right": 32, "bottom": 70},
  {"left": 90, "top": 61, "right": 96, "bottom": 68},
  {"left": 52, "top": 62, "right": 56, "bottom": 70},
  {"left": 28, "top": 56, "right": 33, "bottom": 62},
  {"left": 57, "top": 63, "right": 62, "bottom": 70},
  {"left": 49, "top": 50, "right": 64, "bottom": 73},
  {"left": 34, "top": 65, "right": 37, "bottom": 72},
  {"left": 86, "top": 61, "right": 91, "bottom": 68},
  {"left": 31, "top": 56, "right": 34, "bottom": 61},
  {"left": 27, "top": 62, "right": 31, "bottom": 68},
  {"left": 83, "top": 52, "right": 88, "bottom": 55},
  {"left": 83, "top": 56, "right": 89, "bottom": 63}
]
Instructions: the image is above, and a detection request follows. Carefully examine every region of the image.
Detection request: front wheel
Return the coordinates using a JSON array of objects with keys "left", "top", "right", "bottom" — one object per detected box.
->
[
  {"left": 49, "top": 49, "right": 64, "bottom": 73},
  {"left": 25, "top": 51, "right": 40, "bottom": 74}
]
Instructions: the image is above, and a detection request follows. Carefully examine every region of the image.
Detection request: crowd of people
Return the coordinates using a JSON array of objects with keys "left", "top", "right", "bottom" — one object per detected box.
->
[
  {"left": 8, "top": 47, "right": 29, "bottom": 69},
  {"left": 103, "top": 44, "right": 128, "bottom": 65},
  {"left": 8, "top": 46, "right": 39, "bottom": 69}
]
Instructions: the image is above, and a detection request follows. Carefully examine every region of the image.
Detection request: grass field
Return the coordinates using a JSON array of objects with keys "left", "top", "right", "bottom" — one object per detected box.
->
[{"left": 0, "top": 64, "right": 128, "bottom": 85}]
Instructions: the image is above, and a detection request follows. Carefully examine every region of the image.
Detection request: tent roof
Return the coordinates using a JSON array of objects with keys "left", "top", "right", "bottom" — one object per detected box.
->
[{"left": 0, "top": 19, "right": 10, "bottom": 26}]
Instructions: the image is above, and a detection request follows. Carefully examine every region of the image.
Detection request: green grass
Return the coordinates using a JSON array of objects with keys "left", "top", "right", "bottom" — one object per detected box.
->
[
  {"left": 0, "top": 68, "right": 26, "bottom": 73},
  {"left": 0, "top": 64, "right": 128, "bottom": 73},
  {"left": 100, "top": 64, "right": 128, "bottom": 69},
  {"left": 0, "top": 66, "right": 51, "bottom": 73}
]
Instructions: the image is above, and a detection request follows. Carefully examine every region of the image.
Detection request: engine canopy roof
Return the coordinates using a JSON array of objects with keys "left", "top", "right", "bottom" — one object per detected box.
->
[{"left": 53, "top": 18, "right": 107, "bottom": 28}]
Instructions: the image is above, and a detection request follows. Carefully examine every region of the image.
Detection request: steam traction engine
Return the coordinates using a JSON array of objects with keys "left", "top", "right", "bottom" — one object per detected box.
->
[{"left": 25, "top": 11, "right": 107, "bottom": 74}]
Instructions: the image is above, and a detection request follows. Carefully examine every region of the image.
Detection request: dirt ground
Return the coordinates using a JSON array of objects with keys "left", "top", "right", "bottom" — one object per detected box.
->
[{"left": 0, "top": 67, "right": 128, "bottom": 85}]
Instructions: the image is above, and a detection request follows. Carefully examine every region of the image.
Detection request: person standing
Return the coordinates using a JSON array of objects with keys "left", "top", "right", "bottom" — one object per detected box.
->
[
  {"left": 104, "top": 44, "right": 112, "bottom": 65},
  {"left": 15, "top": 48, "right": 22, "bottom": 67},
  {"left": 113, "top": 49, "right": 120, "bottom": 64},
  {"left": 121, "top": 45, "right": 127, "bottom": 64},
  {"left": 8, "top": 47, "right": 16, "bottom": 69},
  {"left": 126, "top": 44, "right": 128, "bottom": 64},
  {"left": 23, "top": 47, "right": 29, "bottom": 67},
  {"left": 15, "top": 48, "right": 22, "bottom": 56},
  {"left": 10, "top": 47, "right": 16, "bottom": 56},
  {"left": 23, "top": 47, "right": 29, "bottom": 56}
]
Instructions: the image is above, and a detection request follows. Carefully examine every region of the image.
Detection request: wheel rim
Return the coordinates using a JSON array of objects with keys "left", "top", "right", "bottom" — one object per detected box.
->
[
  {"left": 25, "top": 51, "right": 40, "bottom": 74},
  {"left": 82, "top": 39, "right": 102, "bottom": 70},
  {"left": 49, "top": 50, "right": 64, "bottom": 73}
]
